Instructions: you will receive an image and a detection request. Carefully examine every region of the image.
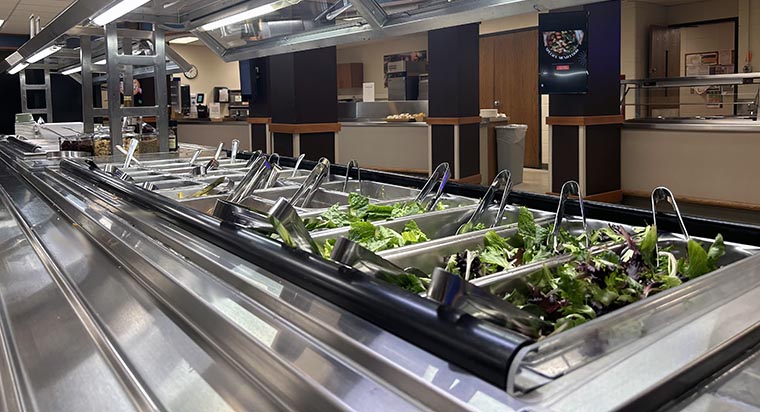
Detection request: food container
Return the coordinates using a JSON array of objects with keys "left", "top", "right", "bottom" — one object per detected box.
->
[
  {"left": 138, "top": 132, "right": 160, "bottom": 153},
  {"left": 92, "top": 126, "right": 112, "bottom": 156},
  {"left": 59, "top": 134, "right": 94, "bottom": 155}
]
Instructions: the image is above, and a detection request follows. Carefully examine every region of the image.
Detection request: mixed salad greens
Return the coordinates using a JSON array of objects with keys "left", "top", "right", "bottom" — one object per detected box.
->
[
  {"left": 321, "top": 220, "right": 430, "bottom": 259},
  {"left": 500, "top": 225, "right": 725, "bottom": 336},
  {"left": 444, "top": 207, "right": 620, "bottom": 280},
  {"left": 304, "top": 193, "right": 445, "bottom": 231}
]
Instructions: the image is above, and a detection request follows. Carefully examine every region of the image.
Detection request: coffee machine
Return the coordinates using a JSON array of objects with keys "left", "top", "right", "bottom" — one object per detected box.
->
[{"left": 387, "top": 60, "right": 428, "bottom": 101}]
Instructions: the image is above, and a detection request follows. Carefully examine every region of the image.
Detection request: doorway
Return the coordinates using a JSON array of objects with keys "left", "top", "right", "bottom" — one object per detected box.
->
[{"left": 480, "top": 28, "right": 541, "bottom": 169}]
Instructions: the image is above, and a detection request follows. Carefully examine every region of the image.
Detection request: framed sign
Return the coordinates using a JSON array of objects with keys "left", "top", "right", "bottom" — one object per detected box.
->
[{"left": 539, "top": 11, "right": 589, "bottom": 94}]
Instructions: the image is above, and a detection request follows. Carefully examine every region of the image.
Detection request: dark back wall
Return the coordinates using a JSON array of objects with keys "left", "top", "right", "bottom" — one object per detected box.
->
[{"left": 0, "top": 50, "right": 21, "bottom": 134}]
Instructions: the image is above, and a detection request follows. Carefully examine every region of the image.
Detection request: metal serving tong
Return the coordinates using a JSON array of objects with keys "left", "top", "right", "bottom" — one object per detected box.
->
[
  {"left": 189, "top": 176, "right": 234, "bottom": 198},
  {"left": 122, "top": 137, "right": 139, "bottom": 169},
  {"left": 212, "top": 199, "right": 275, "bottom": 234},
  {"left": 188, "top": 148, "right": 202, "bottom": 166},
  {"left": 427, "top": 268, "right": 550, "bottom": 339},
  {"left": 291, "top": 154, "right": 306, "bottom": 177},
  {"left": 415, "top": 162, "right": 450, "bottom": 211},
  {"left": 267, "top": 198, "right": 322, "bottom": 254},
  {"left": 289, "top": 157, "right": 331, "bottom": 208},
  {"left": 245, "top": 150, "right": 264, "bottom": 168},
  {"left": 226, "top": 154, "right": 272, "bottom": 203},
  {"left": 204, "top": 142, "right": 225, "bottom": 171},
  {"left": 651, "top": 186, "right": 690, "bottom": 255},
  {"left": 263, "top": 153, "right": 284, "bottom": 189},
  {"left": 87, "top": 159, "right": 134, "bottom": 182},
  {"left": 456, "top": 169, "right": 512, "bottom": 235},
  {"left": 330, "top": 237, "right": 429, "bottom": 286},
  {"left": 230, "top": 139, "right": 240, "bottom": 163},
  {"left": 342, "top": 159, "right": 361, "bottom": 194},
  {"left": 548, "top": 180, "right": 589, "bottom": 253}
]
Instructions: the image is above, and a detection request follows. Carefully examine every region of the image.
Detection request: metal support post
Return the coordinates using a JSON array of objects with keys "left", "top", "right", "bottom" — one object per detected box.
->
[
  {"left": 81, "top": 35, "right": 94, "bottom": 133},
  {"left": 106, "top": 23, "right": 123, "bottom": 147},
  {"left": 154, "top": 27, "right": 169, "bottom": 152}
]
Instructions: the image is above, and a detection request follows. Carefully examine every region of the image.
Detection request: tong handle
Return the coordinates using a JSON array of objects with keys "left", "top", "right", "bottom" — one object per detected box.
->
[
  {"left": 343, "top": 159, "right": 360, "bottom": 194},
  {"left": 291, "top": 154, "right": 306, "bottom": 177},
  {"left": 651, "top": 186, "right": 690, "bottom": 241},
  {"left": 230, "top": 139, "right": 239, "bottom": 163},
  {"left": 415, "top": 162, "right": 450, "bottom": 211},
  {"left": 122, "top": 137, "right": 139, "bottom": 169},
  {"left": 549, "top": 180, "right": 588, "bottom": 252},
  {"left": 457, "top": 169, "right": 512, "bottom": 234},
  {"left": 213, "top": 142, "right": 224, "bottom": 160},
  {"left": 289, "top": 157, "right": 330, "bottom": 208},
  {"left": 188, "top": 148, "right": 202, "bottom": 166}
]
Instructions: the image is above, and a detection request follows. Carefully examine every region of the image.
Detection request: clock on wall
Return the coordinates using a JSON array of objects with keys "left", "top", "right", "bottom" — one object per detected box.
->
[{"left": 184, "top": 65, "right": 198, "bottom": 80}]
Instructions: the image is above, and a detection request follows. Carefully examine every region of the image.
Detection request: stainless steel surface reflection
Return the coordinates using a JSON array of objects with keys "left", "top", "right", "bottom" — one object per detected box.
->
[{"left": 0, "top": 150, "right": 529, "bottom": 411}]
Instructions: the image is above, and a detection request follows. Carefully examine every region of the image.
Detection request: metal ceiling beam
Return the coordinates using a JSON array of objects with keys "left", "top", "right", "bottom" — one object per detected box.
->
[
  {"left": 351, "top": 0, "right": 388, "bottom": 29},
  {"left": 213, "top": 0, "right": 607, "bottom": 62},
  {"left": 1, "top": 0, "right": 118, "bottom": 72}
]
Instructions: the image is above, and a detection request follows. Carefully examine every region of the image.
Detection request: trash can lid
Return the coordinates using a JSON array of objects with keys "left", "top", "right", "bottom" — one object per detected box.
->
[{"left": 494, "top": 124, "right": 528, "bottom": 129}]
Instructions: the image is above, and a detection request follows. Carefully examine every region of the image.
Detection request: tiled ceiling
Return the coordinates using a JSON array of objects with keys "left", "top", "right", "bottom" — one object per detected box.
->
[{"left": 0, "top": 0, "right": 73, "bottom": 35}]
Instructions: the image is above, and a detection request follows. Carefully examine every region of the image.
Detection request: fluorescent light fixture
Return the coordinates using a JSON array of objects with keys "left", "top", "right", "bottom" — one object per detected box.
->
[
  {"left": 169, "top": 36, "right": 198, "bottom": 44},
  {"left": 94, "top": 58, "right": 106, "bottom": 65},
  {"left": 27, "top": 45, "right": 61, "bottom": 63},
  {"left": 92, "top": 0, "right": 151, "bottom": 26},
  {"left": 201, "top": 0, "right": 301, "bottom": 31},
  {"left": 61, "top": 66, "right": 82, "bottom": 75},
  {"left": 8, "top": 62, "right": 29, "bottom": 75}
]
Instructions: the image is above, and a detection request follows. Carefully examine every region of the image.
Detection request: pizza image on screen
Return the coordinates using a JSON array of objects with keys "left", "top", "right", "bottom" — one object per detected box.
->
[{"left": 543, "top": 30, "right": 585, "bottom": 59}]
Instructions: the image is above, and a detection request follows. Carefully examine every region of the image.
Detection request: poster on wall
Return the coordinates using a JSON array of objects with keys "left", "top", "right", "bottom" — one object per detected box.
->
[
  {"left": 538, "top": 11, "right": 589, "bottom": 94},
  {"left": 383, "top": 50, "right": 427, "bottom": 88}
]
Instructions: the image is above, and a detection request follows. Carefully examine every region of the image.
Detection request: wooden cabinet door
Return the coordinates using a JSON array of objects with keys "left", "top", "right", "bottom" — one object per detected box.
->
[
  {"left": 491, "top": 29, "right": 541, "bottom": 168},
  {"left": 479, "top": 36, "right": 496, "bottom": 109}
]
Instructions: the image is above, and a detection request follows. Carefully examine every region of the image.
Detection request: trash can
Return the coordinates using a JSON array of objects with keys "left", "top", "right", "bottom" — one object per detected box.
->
[{"left": 495, "top": 124, "right": 527, "bottom": 185}]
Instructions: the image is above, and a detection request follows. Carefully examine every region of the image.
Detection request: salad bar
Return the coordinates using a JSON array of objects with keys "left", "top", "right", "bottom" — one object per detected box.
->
[{"left": 0, "top": 135, "right": 759, "bottom": 412}]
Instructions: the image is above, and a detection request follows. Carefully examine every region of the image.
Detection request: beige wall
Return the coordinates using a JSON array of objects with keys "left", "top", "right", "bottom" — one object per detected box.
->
[
  {"left": 480, "top": 12, "right": 538, "bottom": 35},
  {"left": 679, "top": 22, "right": 736, "bottom": 117},
  {"left": 666, "top": 0, "right": 739, "bottom": 26},
  {"left": 335, "top": 11, "right": 540, "bottom": 101},
  {"left": 336, "top": 33, "right": 428, "bottom": 100},
  {"left": 170, "top": 44, "right": 241, "bottom": 116}
]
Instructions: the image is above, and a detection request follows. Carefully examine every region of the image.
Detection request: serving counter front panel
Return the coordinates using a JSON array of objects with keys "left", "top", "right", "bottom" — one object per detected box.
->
[{"left": 621, "top": 124, "right": 760, "bottom": 208}]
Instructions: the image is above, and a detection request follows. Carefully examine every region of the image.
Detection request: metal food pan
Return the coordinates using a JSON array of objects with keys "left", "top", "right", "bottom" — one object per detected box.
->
[
  {"left": 156, "top": 186, "right": 226, "bottom": 200},
  {"left": 320, "top": 180, "right": 421, "bottom": 201},
  {"left": 130, "top": 173, "right": 181, "bottom": 183},
  {"left": 243, "top": 187, "right": 352, "bottom": 212},
  {"left": 476, "top": 233, "right": 759, "bottom": 298},
  {"left": 381, "top": 216, "right": 622, "bottom": 276},
  {"left": 311, "top": 205, "right": 553, "bottom": 247}
]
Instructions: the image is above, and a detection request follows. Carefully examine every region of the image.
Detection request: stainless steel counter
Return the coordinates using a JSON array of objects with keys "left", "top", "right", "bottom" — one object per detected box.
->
[
  {"left": 1, "top": 140, "right": 760, "bottom": 412},
  {"left": 624, "top": 117, "right": 760, "bottom": 132}
]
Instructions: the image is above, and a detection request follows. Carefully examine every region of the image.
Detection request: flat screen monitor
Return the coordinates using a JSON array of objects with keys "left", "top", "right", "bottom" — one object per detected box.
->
[{"left": 196, "top": 93, "right": 205, "bottom": 104}]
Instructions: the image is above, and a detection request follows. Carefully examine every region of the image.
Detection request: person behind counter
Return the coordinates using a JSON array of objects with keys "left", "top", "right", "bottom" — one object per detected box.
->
[{"left": 120, "top": 79, "right": 144, "bottom": 106}]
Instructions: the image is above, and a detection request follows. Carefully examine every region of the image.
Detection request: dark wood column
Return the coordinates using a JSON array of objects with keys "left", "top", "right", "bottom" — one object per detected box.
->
[
  {"left": 428, "top": 23, "right": 481, "bottom": 183},
  {"left": 267, "top": 47, "right": 339, "bottom": 162},
  {"left": 548, "top": 0, "right": 623, "bottom": 202},
  {"left": 247, "top": 57, "right": 271, "bottom": 152}
]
